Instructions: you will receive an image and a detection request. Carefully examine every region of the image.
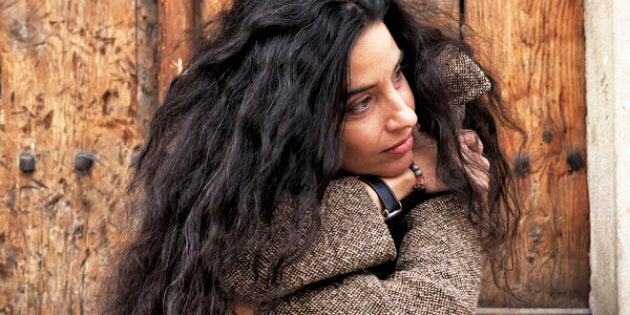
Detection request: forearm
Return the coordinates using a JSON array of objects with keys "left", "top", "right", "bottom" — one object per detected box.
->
[
  {"left": 223, "top": 177, "right": 397, "bottom": 302},
  {"left": 263, "top": 194, "right": 482, "bottom": 314},
  {"left": 394, "top": 193, "right": 482, "bottom": 311}
]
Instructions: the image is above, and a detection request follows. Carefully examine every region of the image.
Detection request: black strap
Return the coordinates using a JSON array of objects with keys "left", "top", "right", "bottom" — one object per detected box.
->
[{"left": 358, "top": 175, "right": 403, "bottom": 221}]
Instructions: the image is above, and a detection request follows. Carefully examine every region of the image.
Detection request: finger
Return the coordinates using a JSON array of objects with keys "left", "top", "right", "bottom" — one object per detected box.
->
[
  {"left": 472, "top": 169, "right": 489, "bottom": 191},
  {"left": 459, "top": 129, "right": 479, "bottom": 145},
  {"left": 475, "top": 154, "right": 490, "bottom": 172},
  {"left": 464, "top": 164, "right": 489, "bottom": 191},
  {"left": 461, "top": 144, "right": 490, "bottom": 172},
  {"left": 461, "top": 146, "right": 491, "bottom": 191},
  {"left": 459, "top": 129, "right": 484, "bottom": 154}
]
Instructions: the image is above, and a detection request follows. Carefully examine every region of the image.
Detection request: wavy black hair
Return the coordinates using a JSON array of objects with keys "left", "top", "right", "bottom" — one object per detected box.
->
[{"left": 102, "top": 0, "right": 521, "bottom": 313}]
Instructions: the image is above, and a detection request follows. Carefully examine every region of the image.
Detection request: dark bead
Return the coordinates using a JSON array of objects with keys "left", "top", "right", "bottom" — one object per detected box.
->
[{"left": 413, "top": 184, "right": 426, "bottom": 194}]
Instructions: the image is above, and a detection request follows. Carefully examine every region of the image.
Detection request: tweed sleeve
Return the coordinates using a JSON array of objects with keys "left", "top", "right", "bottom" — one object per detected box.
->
[
  {"left": 223, "top": 177, "right": 397, "bottom": 303},
  {"left": 437, "top": 46, "right": 491, "bottom": 124},
  {"left": 266, "top": 194, "right": 482, "bottom": 315}
]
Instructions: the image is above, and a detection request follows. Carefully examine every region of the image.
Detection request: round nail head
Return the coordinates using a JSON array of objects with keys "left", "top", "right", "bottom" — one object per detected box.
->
[
  {"left": 74, "top": 151, "right": 95, "bottom": 172},
  {"left": 567, "top": 149, "right": 585, "bottom": 173},
  {"left": 513, "top": 153, "right": 531, "bottom": 177}
]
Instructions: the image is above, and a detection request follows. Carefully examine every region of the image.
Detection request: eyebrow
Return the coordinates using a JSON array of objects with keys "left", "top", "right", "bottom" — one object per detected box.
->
[{"left": 347, "top": 49, "right": 405, "bottom": 98}]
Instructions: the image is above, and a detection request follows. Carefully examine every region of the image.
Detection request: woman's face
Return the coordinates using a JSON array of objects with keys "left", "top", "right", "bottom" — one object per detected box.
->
[{"left": 340, "top": 22, "right": 417, "bottom": 177}]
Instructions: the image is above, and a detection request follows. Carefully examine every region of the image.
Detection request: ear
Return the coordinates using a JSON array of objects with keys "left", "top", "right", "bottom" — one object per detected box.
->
[{"left": 437, "top": 46, "right": 491, "bottom": 124}]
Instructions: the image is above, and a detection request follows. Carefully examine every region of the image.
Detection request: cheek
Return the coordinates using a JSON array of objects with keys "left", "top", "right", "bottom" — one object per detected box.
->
[
  {"left": 341, "top": 123, "right": 371, "bottom": 155},
  {"left": 340, "top": 121, "right": 380, "bottom": 170}
]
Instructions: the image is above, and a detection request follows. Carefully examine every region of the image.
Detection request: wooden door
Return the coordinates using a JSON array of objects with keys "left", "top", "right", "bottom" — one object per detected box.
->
[
  {"left": 0, "top": 0, "right": 156, "bottom": 313},
  {"left": 464, "top": 1, "right": 590, "bottom": 312},
  {"left": 0, "top": 0, "right": 589, "bottom": 313}
]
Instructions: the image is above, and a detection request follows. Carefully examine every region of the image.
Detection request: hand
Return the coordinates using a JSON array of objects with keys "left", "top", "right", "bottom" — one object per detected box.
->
[
  {"left": 360, "top": 129, "right": 490, "bottom": 213},
  {"left": 371, "top": 130, "right": 450, "bottom": 198},
  {"left": 459, "top": 129, "right": 490, "bottom": 194},
  {"left": 410, "top": 129, "right": 489, "bottom": 195}
]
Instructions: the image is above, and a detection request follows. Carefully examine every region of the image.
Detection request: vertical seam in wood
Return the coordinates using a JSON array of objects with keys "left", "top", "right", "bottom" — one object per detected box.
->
[
  {"left": 137, "top": 0, "right": 158, "bottom": 130},
  {"left": 193, "top": 0, "right": 202, "bottom": 53},
  {"left": 135, "top": 0, "right": 140, "bottom": 102},
  {"left": 0, "top": 53, "right": 3, "bottom": 102}
]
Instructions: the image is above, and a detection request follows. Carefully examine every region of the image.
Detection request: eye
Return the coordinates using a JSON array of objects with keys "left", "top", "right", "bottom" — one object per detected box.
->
[
  {"left": 346, "top": 97, "right": 371, "bottom": 115},
  {"left": 392, "top": 64, "right": 406, "bottom": 87}
]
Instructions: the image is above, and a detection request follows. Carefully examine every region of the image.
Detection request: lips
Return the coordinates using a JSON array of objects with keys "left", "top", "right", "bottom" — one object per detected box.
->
[{"left": 383, "top": 134, "right": 413, "bottom": 154}]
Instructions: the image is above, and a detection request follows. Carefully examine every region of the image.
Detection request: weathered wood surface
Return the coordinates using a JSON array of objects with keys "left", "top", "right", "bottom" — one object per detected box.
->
[
  {"left": 156, "top": 0, "right": 229, "bottom": 102},
  {"left": 150, "top": 0, "right": 591, "bottom": 309},
  {"left": 465, "top": 0, "right": 589, "bottom": 308},
  {"left": 0, "top": 0, "right": 156, "bottom": 313},
  {"left": 157, "top": 0, "right": 194, "bottom": 104},
  {"left": 0, "top": 0, "right": 589, "bottom": 313},
  {"left": 198, "top": 0, "right": 231, "bottom": 27},
  {"left": 413, "top": 0, "right": 461, "bottom": 37}
]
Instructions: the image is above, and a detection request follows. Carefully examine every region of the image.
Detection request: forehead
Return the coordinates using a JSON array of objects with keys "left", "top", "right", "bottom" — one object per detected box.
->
[{"left": 348, "top": 22, "right": 400, "bottom": 87}]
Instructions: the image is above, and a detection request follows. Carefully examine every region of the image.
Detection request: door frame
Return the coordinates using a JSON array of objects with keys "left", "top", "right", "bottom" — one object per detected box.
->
[{"left": 585, "top": 0, "right": 630, "bottom": 314}]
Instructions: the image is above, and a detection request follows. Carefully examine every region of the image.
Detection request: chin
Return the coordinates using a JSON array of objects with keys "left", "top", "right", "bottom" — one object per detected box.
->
[
  {"left": 341, "top": 154, "right": 413, "bottom": 177},
  {"left": 375, "top": 167, "right": 411, "bottom": 178},
  {"left": 367, "top": 159, "right": 414, "bottom": 178}
]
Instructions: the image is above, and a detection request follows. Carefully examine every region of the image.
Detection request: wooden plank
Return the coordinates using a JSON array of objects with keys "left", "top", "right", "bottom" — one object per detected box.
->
[
  {"left": 0, "top": 0, "right": 148, "bottom": 312},
  {"left": 198, "top": 0, "right": 231, "bottom": 25},
  {"left": 429, "top": 0, "right": 461, "bottom": 36},
  {"left": 157, "top": 0, "right": 194, "bottom": 104},
  {"left": 206, "top": 0, "right": 463, "bottom": 43},
  {"left": 464, "top": 0, "right": 589, "bottom": 308}
]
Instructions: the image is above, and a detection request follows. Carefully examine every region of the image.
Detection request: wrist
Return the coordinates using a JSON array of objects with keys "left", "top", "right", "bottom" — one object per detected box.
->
[
  {"left": 358, "top": 175, "right": 403, "bottom": 221},
  {"left": 358, "top": 180, "right": 383, "bottom": 211}
]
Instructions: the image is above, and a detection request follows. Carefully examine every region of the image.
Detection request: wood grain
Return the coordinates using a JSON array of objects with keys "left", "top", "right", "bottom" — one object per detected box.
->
[
  {"left": 157, "top": 0, "right": 194, "bottom": 104},
  {"left": 464, "top": 0, "right": 589, "bottom": 308},
  {"left": 198, "top": 0, "right": 231, "bottom": 26},
  {"left": 0, "top": 0, "right": 151, "bottom": 312},
  {"left": 428, "top": 0, "right": 461, "bottom": 37}
]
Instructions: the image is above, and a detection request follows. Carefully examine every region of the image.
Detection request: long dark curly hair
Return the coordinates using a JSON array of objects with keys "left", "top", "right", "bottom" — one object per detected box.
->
[{"left": 102, "top": 0, "right": 521, "bottom": 313}]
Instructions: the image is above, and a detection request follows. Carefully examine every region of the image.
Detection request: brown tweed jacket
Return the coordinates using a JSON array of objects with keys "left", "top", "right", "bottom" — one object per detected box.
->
[
  {"left": 224, "top": 178, "right": 482, "bottom": 314},
  {"left": 224, "top": 48, "right": 489, "bottom": 314}
]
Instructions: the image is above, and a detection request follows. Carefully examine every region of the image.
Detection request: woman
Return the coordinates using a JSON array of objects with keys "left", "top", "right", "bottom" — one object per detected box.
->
[{"left": 103, "top": 0, "right": 520, "bottom": 313}]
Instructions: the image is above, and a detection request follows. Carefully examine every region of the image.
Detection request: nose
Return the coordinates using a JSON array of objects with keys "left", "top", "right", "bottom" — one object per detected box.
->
[{"left": 384, "top": 91, "right": 417, "bottom": 132}]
